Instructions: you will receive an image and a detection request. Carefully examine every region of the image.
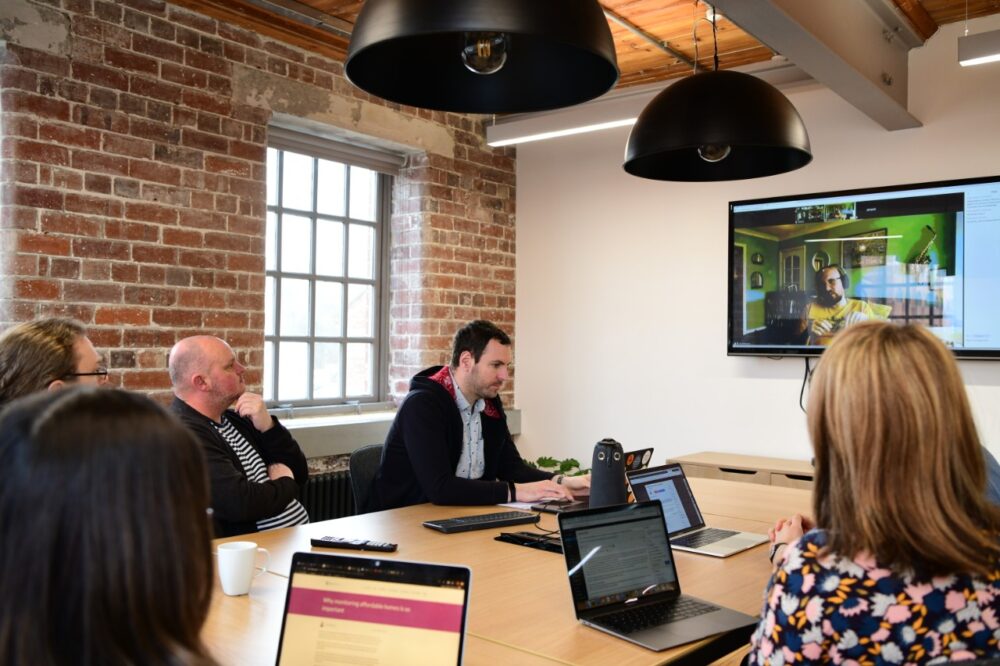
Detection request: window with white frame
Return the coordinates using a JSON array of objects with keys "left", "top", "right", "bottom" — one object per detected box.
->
[{"left": 264, "top": 129, "right": 398, "bottom": 407}]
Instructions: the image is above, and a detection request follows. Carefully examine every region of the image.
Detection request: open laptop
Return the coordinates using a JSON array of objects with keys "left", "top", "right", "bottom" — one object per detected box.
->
[
  {"left": 275, "top": 552, "right": 472, "bottom": 665},
  {"left": 624, "top": 447, "right": 654, "bottom": 472},
  {"left": 557, "top": 501, "right": 756, "bottom": 651},
  {"left": 627, "top": 464, "right": 768, "bottom": 558},
  {"left": 532, "top": 447, "right": 654, "bottom": 514}
]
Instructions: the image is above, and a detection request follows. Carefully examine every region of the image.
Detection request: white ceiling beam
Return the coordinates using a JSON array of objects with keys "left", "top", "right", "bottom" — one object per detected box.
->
[
  {"left": 710, "top": 0, "right": 922, "bottom": 130},
  {"left": 859, "top": 0, "right": 927, "bottom": 48}
]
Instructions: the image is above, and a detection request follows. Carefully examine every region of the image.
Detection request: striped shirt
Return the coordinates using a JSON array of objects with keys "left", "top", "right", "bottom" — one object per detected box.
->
[{"left": 213, "top": 417, "right": 309, "bottom": 532}]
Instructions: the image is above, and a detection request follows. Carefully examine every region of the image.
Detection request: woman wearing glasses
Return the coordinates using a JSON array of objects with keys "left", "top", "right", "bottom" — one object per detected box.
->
[
  {"left": 0, "top": 318, "right": 109, "bottom": 405},
  {"left": 749, "top": 321, "right": 1000, "bottom": 664}
]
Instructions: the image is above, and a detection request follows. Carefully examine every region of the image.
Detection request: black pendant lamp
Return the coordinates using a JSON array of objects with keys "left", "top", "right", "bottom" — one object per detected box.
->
[
  {"left": 345, "top": 0, "right": 619, "bottom": 114},
  {"left": 623, "top": 19, "right": 811, "bottom": 181}
]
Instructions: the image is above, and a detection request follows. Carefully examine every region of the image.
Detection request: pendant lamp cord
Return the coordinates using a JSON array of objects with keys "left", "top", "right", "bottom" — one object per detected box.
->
[
  {"left": 712, "top": 12, "right": 719, "bottom": 72},
  {"left": 692, "top": 9, "right": 720, "bottom": 74}
]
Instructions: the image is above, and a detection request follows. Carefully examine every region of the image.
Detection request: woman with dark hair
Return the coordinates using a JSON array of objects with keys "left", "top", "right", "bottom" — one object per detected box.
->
[
  {"left": 750, "top": 321, "right": 1000, "bottom": 664},
  {"left": 0, "top": 388, "right": 216, "bottom": 665}
]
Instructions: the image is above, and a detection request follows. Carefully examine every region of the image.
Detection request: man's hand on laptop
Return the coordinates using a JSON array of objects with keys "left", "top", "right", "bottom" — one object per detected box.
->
[
  {"left": 560, "top": 473, "right": 590, "bottom": 493},
  {"left": 515, "top": 480, "right": 575, "bottom": 502}
]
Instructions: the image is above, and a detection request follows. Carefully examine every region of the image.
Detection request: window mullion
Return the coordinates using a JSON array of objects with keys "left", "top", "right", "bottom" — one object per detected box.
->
[
  {"left": 341, "top": 165, "right": 351, "bottom": 399},
  {"left": 272, "top": 149, "right": 284, "bottom": 403}
]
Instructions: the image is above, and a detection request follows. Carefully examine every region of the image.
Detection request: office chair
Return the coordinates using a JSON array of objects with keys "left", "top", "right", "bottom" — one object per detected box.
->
[{"left": 349, "top": 443, "right": 383, "bottom": 515}]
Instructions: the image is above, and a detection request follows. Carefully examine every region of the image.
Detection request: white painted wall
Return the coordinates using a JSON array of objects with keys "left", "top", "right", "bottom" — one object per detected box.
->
[{"left": 514, "top": 15, "right": 1000, "bottom": 465}]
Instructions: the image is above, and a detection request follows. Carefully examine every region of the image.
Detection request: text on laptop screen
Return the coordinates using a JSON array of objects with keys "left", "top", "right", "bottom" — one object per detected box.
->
[
  {"left": 628, "top": 465, "right": 705, "bottom": 535},
  {"left": 561, "top": 503, "right": 679, "bottom": 612},
  {"left": 277, "top": 555, "right": 469, "bottom": 666}
]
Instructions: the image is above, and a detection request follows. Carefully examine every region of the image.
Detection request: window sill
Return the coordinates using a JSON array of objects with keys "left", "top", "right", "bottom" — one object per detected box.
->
[
  {"left": 276, "top": 408, "right": 522, "bottom": 458},
  {"left": 268, "top": 401, "right": 396, "bottom": 420}
]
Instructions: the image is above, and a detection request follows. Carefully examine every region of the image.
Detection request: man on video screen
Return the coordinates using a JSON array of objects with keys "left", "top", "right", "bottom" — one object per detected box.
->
[{"left": 801, "top": 265, "right": 890, "bottom": 346}]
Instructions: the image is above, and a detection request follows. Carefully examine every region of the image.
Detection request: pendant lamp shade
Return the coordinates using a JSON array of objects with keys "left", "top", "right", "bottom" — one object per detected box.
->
[
  {"left": 345, "top": 0, "right": 619, "bottom": 114},
  {"left": 623, "top": 70, "right": 812, "bottom": 181}
]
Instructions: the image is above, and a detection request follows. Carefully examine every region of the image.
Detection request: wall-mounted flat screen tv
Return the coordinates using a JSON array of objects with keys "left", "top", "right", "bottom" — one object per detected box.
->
[{"left": 728, "top": 174, "right": 1000, "bottom": 359}]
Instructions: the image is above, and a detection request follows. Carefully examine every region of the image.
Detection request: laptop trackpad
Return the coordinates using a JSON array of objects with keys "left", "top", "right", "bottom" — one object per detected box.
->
[
  {"left": 624, "top": 607, "right": 756, "bottom": 652},
  {"left": 713, "top": 533, "right": 768, "bottom": 551}
]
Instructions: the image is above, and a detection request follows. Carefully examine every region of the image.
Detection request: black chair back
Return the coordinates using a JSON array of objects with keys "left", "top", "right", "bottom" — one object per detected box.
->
[{"left": 349, "top": 443, "right": 383, "bottom": 514}]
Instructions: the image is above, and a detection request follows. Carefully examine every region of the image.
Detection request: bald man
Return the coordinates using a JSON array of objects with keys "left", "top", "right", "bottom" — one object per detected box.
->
[{"left": 169, "top": 335, "right": 308, "bottom": 537}]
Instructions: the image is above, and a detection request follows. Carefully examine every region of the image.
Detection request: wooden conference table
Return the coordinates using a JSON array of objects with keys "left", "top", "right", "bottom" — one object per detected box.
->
[{"left": 203, "top": 478, "right": 812, "bottom": 665}]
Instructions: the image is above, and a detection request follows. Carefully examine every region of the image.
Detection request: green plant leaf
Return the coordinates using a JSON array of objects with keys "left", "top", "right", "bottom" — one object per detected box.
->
[
  {"left": 560, "top": 458, "right": 581, "bottom": 472},
  {"left": 535, "top": 456, "right": 559, "bottom": 468}
]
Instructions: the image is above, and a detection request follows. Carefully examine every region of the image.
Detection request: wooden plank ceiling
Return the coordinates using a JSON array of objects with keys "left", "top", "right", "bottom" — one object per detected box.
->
[{"left": 173, "top": 0, "right": 1000, "bottom": 90}]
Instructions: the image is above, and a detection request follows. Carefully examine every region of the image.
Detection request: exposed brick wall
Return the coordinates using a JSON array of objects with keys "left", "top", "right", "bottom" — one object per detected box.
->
[
  {"left": 390, "top": 149, "right": 516, "bottom": 398},
  {"left": 0, "top": 0, "right": 516, "bottom": 405}
]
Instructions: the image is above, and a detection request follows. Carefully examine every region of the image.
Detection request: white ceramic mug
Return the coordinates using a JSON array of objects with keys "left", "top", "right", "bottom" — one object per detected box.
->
[{"left": 217, "top": 541, "right": 270, "bottom": 596}]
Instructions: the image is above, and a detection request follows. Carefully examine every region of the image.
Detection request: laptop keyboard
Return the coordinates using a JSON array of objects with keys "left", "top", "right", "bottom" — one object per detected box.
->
[
  {"left": 600, "top": 597, "right": 719, "bottom": 635},
  {"left": 672, "top": 527, "right": 738, "bottom": 549}
]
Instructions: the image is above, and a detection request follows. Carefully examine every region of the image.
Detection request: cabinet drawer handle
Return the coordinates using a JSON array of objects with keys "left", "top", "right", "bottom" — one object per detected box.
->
[
  {"left": 783, "top": 474, "right": 813, "bottom": 482},
  {"left": 718, "top": 467, "right": 755, "bottom": 475}
]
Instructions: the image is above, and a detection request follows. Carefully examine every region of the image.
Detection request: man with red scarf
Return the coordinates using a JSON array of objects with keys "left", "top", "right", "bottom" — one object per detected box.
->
[{"left": 369, "top": 320, "right": 589, "bottom": 511}]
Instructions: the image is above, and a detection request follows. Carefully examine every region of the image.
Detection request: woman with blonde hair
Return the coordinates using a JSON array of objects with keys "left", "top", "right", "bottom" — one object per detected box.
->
[
  {"left": 749, "top": 321, "right": 1000, "bottom": 664},
  {"left": 0, "top": 317, "right": 108, "bottom": 405}
]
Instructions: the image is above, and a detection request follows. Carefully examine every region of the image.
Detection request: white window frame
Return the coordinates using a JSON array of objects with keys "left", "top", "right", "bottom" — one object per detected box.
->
[{"left": 264, "top": 127, "right": 400, "bottom": 410}]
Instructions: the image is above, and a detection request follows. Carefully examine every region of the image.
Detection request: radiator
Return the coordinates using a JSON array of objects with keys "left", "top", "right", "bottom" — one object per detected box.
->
[{"left": 300, "top": 470, "right": 355, "bottom": 521}]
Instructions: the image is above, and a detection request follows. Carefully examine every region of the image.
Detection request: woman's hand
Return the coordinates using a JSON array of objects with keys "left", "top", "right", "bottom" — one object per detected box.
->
[
  {"left": 768, "top": 513, "right": 811, "bottom": 544},
  {"left": 767, "top": 514, "right": 813, "bottom": 569}
]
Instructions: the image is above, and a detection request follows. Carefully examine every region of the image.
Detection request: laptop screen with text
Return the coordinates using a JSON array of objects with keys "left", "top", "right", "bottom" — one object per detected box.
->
[
  {"left": 628, "top": 464, "right": 707, "bottom": 535},
  {"left": 276, "top": 553, "right": 471, "bottom": 666},
  {"left": 560, "top": 502, "right": 679, "bottom": 614}
]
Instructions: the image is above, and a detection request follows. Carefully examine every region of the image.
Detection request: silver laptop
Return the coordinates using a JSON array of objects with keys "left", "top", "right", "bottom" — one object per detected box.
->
[
  {"left": 557, "top": 501, "right": 756, "bottom": 652},
  {"left": 627, "top": 464, "right": 768, "bottom": 558},
  {"left": 275, "top": 552, "right": 471, "bottom": 665}
]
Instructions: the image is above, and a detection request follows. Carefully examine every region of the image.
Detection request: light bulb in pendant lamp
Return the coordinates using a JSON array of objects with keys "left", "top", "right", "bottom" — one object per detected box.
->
[
  {"left": 344, "top": 0, "right": 619, "bottom": 114},
  {"left": 462, "top": 32, "right": 509, "bottom": 75},
  {"left": 623, "top": 70, "right": 812, "bottom": 181}
]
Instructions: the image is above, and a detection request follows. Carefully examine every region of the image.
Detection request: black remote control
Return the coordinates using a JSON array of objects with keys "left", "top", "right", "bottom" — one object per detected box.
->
[{"left": 310, "top": 536, "right": 398, "bottom": 552}]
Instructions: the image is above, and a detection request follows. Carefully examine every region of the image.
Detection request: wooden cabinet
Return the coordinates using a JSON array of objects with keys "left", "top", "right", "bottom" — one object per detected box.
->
[{"left": 668, "top": 452, "right": 814, "bottom": 490}]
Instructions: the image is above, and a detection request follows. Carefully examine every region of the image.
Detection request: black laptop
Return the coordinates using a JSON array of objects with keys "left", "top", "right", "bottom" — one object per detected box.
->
[
  {"left": 557, "top": 501, "right": 756, "bottom": 651},
  {"left": 532, "top": 447, "right": 654, "bottom": 514},
  {"left": 275, "top": 552, "right": 471, "bottom": 665}
]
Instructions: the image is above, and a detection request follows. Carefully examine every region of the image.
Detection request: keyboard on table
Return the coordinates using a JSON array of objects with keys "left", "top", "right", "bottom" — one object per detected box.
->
[
  {"left": 600, "top": 597, "right": 718, "bottom": 635},
  {"left": 671, "top": 527, "right": 737, "bottom": 548},
  {"left": 423, "top": 510, "right": 540, "bottom": 534}
]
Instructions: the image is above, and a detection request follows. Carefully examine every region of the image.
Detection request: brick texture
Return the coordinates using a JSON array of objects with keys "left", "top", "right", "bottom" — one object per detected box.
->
[{"left": 0, "top": 0, "right": 516, "bottom": 404}]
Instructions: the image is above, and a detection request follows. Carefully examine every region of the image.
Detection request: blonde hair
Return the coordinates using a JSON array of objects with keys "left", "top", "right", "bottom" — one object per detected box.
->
[
  {"left": 0, "top": 318, "right": 85, "bottom": 405},
  {"left": 809, "top": 321, "right": 1000, "bottom": 576}
]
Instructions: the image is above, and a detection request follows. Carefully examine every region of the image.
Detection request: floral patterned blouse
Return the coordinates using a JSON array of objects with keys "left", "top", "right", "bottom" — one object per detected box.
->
[{"left": 749, "top": 529, "right": 1000, "bottom": 665}]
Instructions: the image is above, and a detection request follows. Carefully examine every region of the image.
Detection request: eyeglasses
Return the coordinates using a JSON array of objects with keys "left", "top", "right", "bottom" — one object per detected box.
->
[{"left": 64, "top": 368, "right": 109, "bottom": 379}]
